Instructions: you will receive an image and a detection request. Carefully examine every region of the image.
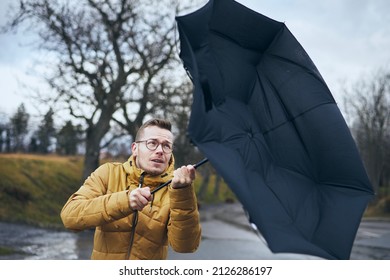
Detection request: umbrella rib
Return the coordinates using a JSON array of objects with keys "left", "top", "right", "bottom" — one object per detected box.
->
[
  {"left": 258, "top": 71, "right": 318, "bottom": 163},
  {"left": 262, "top": 101, "right": 335, "bottom": 135},
  {"left": 321, "top": 182, "right": 375, "bottom": 194},
  {"left": 256, "top": 73, "right": 274, "bottom": 124},
  {"left": 266, "top": 53, "right": 334, "bottom": 101}
]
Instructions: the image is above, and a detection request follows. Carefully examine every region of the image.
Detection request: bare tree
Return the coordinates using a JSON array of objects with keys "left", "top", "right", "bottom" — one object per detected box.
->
[
  {"left": 0, "top": 112, "right": 7, "bottom": 153},
  {"left": 36, "top": 108, "right": 56, "bottom": 154},
  {"left": 3, "top": 0, "right": 193, "bottom": 179},
  {"left": 343, "top": 68, "right": 390, "bottom": 196},
  {"left": 9, "top": 103, "right": 30, "bottom": 152}
]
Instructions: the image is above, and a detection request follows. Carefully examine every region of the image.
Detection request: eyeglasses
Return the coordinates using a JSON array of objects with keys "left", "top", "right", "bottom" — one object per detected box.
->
[{"left": 136, "top": 139, "right": 173, "bottom": 154}]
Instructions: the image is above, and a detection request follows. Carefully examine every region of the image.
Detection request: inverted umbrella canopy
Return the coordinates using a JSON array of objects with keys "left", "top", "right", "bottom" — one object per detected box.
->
[{"left": 176, "top": 0, "right": 374, "bottom": 259}]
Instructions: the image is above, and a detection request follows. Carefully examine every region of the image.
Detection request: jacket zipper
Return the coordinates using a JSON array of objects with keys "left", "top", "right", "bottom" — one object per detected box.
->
[{"left": 126, "top": 172, "right": 145, "bottom": 259}]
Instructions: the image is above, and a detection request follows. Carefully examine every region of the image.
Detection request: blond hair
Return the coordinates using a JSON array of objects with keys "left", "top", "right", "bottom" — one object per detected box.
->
[{"left": 135, "top": 118, "right": 172, "bottom": 141}]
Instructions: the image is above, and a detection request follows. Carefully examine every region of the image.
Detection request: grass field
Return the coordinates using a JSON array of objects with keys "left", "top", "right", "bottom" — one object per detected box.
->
[{"left": 0, "top": 154, "right": 83, "bottom": 227}]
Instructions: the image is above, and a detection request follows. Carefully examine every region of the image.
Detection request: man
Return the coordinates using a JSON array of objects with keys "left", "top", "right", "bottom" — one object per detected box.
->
[{"left": 61, "top": 118, "right": 201, "bottom": 259}]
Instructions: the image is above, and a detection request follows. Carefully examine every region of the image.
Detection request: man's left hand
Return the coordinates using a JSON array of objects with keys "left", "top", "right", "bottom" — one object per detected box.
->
[{"left": 171, "top": 165, "right": 196, "bottom": 189}]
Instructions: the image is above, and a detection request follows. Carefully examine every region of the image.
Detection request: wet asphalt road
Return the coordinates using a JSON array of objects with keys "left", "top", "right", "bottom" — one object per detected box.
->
[{"left": 0, "top": 203, "right": 389, "bottom": 260}]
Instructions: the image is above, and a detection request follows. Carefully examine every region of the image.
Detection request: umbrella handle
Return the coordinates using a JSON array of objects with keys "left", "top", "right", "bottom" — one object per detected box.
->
[{"left": 150, "top": 158, "right": 209, "bottom": 194}]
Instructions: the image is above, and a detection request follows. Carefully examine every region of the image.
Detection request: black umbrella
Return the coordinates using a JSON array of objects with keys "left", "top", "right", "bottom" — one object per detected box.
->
[{"left": 176, "top": 0, "right": 374, "bottom": 260}]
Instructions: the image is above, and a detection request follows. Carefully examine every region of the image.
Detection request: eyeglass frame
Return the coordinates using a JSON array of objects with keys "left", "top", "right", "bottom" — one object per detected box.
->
[{"left": 135, "top": 138, "right": 173, "bottom": 154}]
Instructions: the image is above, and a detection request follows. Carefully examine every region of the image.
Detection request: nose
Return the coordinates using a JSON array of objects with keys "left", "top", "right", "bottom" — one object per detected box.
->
[{"left": 154, "top": 143, "right": 164, "bottom": 153}]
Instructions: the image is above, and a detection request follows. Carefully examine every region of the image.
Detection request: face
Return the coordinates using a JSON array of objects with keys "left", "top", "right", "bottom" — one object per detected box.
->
[{"left": 131, "top": 126, "right": 174, "bottom": 176}]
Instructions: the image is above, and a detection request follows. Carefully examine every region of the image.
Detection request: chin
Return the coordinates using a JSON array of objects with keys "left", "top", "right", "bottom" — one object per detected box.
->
[{"left": 147, "top": 167, "right": 165, "bottom": 176}]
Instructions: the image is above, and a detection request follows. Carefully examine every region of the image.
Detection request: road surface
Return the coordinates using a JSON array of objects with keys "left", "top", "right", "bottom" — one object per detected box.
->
[{"left": 0, "top": 203, "right": 389, "bottom": 260}]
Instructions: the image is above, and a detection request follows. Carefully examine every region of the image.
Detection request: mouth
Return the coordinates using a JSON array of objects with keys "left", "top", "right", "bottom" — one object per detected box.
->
[{"left": 151, "top": 158, "right": 164, "bottom": 164}]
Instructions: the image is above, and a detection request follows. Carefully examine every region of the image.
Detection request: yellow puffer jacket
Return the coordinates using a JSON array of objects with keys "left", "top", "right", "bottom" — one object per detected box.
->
[{"left": 60, "top": 155, "right": 201, "bottom": 260}]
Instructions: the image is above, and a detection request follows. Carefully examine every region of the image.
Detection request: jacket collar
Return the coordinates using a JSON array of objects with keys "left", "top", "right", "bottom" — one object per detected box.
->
[{"left": 123, "top": 154, "right": 175, "bottom": 188}]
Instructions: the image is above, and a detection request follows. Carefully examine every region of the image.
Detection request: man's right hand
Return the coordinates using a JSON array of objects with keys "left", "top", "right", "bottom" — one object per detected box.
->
[{"left": 129, "top": 187, "right": 152, "bottom": 211}]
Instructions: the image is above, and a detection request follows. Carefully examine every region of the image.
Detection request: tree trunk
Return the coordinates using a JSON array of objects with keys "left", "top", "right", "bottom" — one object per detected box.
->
[
  {"left": 83, "top": 135, "right": 101, "bottom": 181},
  {"left": 82, "top": 114, "right": 112, "bottom": 180}
]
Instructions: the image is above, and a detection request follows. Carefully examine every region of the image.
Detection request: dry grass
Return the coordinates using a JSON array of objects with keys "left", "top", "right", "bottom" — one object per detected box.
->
[{"left": 0, "top": 154, "right": 83, "bottom": 227}]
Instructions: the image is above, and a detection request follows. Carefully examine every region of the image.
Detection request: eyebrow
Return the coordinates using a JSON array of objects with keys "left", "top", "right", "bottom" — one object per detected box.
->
[{"left": 148, "top": 138, "right": 173, "bottom": 145}]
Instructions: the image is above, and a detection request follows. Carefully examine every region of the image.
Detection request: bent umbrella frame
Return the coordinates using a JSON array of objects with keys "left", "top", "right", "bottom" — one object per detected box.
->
[{"left": 176, "top": 0, "right": 374, "bottom": 259}]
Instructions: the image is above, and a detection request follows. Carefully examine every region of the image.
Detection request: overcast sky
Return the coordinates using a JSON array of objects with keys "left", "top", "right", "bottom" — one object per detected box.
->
[{"left": 0, "top": 0, "right": 389, "bottom": 118}]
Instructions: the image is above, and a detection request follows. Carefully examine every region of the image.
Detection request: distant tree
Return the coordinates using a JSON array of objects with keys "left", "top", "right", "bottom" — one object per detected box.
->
[
  {"left": 9, "top": 103, "right": 30, "bottom": 152},
  {"left": 343, "top": 68, "right": 390, "bottom": 196},
  {"left": 57, "top": 121, "right": 83, "bottom": 155},
  {"left": 5, "top": 127, "right": 12, "bottom": 153},
  {"left": 3, "top": 0, "right": 198, "bottom": 179},
  {"left": 36, "top": 108, "right": 56, "bottom": 154},
  {"left": 28, "top": 136, "right": 39, "bottom": 153},
  {"left": 0, "top": 126, "right": 3, "bottom": 153},
  {"left": 0, "top": 113, "right": 6, "bottom": 153}
]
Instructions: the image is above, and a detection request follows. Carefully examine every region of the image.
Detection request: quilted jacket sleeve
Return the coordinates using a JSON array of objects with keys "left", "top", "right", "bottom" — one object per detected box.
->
[
  {"left": 60, "top": 163, "right": 133, "bottom": 231},
  {"left": 167, "top": 185, "right": 201, "bottom": 253}
]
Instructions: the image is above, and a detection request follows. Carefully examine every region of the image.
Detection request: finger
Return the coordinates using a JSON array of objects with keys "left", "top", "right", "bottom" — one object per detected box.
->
[
  {"left": 174, "top": 167, "right": 187, "bottom": 183},
  {"left": 129, "top": 190, "right": 137, "bottom": 209},
  {"left": 134, "top": 201, "right": 142, "bottom": 211},
  {"left": 129, "top": 188, "right": 150, "bottom": 210},
  {"left": 140, "top": 187, "right": 152, "bottom": 201},
  {"left": 130, "top": 198, "right": 141, "bottom": 211},
  {"left": 187, "top": 165, "right": 196, "bottom": 180},
  {"left": 172, "top": 166, "right": 194, "bottom": 188},
  {"left": 180, "top": 166, "right": 194, "bottom": 183}
]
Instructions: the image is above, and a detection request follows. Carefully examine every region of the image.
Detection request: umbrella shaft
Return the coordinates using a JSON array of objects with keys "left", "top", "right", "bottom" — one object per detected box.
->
[{"left": 151, "top": 158, "right": 208, "bottom": 194}]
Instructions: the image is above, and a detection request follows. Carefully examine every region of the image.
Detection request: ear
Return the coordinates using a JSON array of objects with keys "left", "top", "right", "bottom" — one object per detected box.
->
[{"left": 131, "top": 142, "right": 138, "bottom": 156}]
